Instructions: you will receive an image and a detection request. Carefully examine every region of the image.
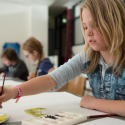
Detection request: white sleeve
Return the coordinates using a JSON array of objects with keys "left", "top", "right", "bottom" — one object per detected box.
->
[{"left": 48, "top": 52, "right": 86, "bottom": 90}]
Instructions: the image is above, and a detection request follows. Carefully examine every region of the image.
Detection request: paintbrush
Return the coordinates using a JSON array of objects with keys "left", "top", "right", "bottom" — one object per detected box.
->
[{"left": 87, "top": 113, "right": 116, "bottom": 118}]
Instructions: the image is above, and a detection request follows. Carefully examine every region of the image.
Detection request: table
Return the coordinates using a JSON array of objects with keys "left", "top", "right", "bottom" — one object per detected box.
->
[
  {"left": 0, "top": 77, "right": 25, "bottom": 81},
  {"left": 0, "top": 78, "right": 124, "bottom": 125}
]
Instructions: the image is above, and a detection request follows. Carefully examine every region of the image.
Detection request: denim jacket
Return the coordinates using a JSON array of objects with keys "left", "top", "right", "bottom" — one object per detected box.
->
[
  {"left": 85, "top": 61, "right": 125, "bottom": 100},
  {"left": 49, "top": 52, "right": 125, "bottom": 100}
]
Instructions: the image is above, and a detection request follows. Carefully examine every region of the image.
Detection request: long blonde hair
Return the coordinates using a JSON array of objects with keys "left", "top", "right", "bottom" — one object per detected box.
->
[
  {"left": 80, "top": 0, "right": 125, "bottom": 76},
  {"left": 23, "top": 37, "right": 43, "bottom": 77}
]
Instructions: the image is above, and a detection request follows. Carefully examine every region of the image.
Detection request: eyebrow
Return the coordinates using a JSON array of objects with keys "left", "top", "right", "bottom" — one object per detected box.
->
[
  {"left": 82, "top": 23, "right": 87, "bottom": 26},
  {"left": 82, "top": 21, "right": 94, "bottom": 26}
]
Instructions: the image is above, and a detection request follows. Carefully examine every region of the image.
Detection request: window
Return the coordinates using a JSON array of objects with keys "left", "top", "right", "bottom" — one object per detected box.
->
[
  {"left": 72, "top": 3, "right": 85, "bottom": 45},
  {"left": 74, "top": 18, "right": 84, "bottom": 44}
]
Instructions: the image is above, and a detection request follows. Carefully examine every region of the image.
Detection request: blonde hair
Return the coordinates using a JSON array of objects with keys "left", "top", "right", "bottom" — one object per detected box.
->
[
  {"left": 23, "top": 37, "right": 43, "bottom": 77},
  {"left": 80, "top": 0, "right": 125, "bottom": 76}
]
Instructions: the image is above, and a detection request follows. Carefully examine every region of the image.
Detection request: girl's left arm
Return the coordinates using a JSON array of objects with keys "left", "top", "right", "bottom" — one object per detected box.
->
[{"left": 80, "top": 95, "right": 125, "bottom": 117}]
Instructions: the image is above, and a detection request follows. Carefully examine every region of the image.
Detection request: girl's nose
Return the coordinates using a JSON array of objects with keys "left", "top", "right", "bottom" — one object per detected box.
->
[{"left": 86, "top": 27, "right": 93, "bottom": 36}]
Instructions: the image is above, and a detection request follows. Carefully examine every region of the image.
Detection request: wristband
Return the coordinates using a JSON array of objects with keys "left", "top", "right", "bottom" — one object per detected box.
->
[{"left": 10, "top": 86, "right": 22, "bottom": 103}]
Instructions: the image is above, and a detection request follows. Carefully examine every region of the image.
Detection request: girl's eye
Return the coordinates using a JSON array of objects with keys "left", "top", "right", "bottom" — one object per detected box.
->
[{"left": 83, "top": 27, "right": 87, "bottom": 30}]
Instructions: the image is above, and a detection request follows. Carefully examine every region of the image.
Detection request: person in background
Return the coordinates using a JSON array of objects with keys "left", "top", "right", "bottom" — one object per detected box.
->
[
  {"left": 0, "top": 0, "right": 125, "bottom": 117},
  {"left": 0, "top": 48, "right": 29, "bottom": 81},
  {"left": 22, "top": 37, "right": 55, "bottom": 80}
]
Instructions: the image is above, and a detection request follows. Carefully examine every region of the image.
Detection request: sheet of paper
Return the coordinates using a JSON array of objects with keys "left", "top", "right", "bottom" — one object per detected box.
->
[
  {"left": 0, "top": 92, "right": 107, "bottom": 122},
  {"left": 78, "top": 117, "right": 125, "bottom": 125},
  {"left": 0, "top": 80, "right": 23, "bottom": 86}
]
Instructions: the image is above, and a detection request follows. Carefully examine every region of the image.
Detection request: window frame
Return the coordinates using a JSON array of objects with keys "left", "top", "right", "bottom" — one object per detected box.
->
[{"left": 72, "top": 2, "right": 85, "bottom": 46}]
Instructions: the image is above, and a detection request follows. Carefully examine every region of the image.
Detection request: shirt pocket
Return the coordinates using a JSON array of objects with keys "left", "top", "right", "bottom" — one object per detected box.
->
[{"left": 116, "top": 85, "right": 125, "bottom": 100}]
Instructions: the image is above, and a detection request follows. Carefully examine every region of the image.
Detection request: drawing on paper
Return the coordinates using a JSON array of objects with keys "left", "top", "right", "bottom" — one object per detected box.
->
[{"left": 24, "top": 108, "right": 49, "bottom": 117}]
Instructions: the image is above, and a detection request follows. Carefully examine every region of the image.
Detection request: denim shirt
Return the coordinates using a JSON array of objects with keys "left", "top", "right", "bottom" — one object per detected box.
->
[{"left": 49, "top": 52, "right": 125, "bottom": 100}]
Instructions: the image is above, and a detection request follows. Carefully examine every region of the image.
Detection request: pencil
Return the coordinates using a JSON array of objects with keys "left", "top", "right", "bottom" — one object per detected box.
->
[
  {"left": 87, "top": 113, "right": 116, "bottom": 118},
  {"left": 0, "top": 71, "right": 6, "bottom": 96}
]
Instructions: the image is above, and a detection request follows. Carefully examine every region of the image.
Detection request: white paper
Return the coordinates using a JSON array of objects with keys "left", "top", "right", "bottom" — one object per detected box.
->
[
  {"left": 0, "top": 79, "right": 23, "bottom": 86},
  {"left": 78, "top": 117, "right": 125, "bottom": 125},
  {"left": 0, "top": 92, "right": 107, "bottom": 122}
]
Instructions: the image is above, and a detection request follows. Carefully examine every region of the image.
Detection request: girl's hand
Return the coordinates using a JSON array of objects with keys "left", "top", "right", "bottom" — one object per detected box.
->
[
  {"left": 0, "top": 87, "right": 17, "bottom": 108},
  {"left": 0, "top": 73, "right": 5, "bottom": 77},
  {"left": 79, "top": 95, "right": 97, "bottom": 110}
]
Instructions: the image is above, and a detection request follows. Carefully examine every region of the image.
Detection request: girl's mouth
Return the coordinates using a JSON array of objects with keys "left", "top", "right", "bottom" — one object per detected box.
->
[{"left": 89, "top": 40, "right": 96, "bottom": 44}]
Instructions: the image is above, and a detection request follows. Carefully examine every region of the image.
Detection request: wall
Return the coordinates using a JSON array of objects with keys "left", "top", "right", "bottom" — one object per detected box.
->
[
  {"left": 29, "top": 5, "right": 48, "bottom": 73},
  {"left": 72, "top": 44, "right": 85, "bottom": 55},
  {"left": 0, "top": 3, "right": 31, "bottom": 70},
  {"left": 30, "top": 5, "right": 48, "bottom": 57},
  {"left": 0, "top": 3, "right": 48, "bottom": 73}
]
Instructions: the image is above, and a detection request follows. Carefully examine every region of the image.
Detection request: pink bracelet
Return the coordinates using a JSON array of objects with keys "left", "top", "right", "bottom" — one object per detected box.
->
[{"left": 10, "top": 86, "right": 22, "bottom": 103}]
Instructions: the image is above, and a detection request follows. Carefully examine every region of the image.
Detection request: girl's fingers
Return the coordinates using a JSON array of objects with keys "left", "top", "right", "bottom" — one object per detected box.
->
[
  {"left": 0, "top": 102, "right": 2, "bottom": 108},
  {"left": 0, "top": 87, "right": 2, "bottom": 92}
]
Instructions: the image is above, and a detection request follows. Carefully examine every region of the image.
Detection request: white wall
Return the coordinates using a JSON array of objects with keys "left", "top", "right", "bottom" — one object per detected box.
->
[
  {"left": 30, "top": 5, "right": 48, "bottom": 57},
  {"left": 0, "top": 3, "right": 31, "bottom": 70},
  {"left": 0, "top": 3, "right": 48, "bottom": 73},
  {"left": 29, "top": 5, "right": 48, "bottom": 73},
  {"left": 72, "top": 45, "right": 85, "bottom": 55}
]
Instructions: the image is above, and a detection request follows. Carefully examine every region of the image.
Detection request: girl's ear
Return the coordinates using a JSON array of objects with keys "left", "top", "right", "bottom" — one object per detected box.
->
[{"left": 33, "top": 50, "right": 38, "bottom": 56}]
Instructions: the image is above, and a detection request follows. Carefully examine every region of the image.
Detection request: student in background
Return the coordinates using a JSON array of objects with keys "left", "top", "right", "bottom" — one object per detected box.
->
[
  {"left": 0, "top": 0, "right": 125, "bottom": 117},
  {"left": 22, "top": 37, "right": 55, "bottom": 80},
  {"left": 0, "top": 48, "right": 29, "bottom": 81}
]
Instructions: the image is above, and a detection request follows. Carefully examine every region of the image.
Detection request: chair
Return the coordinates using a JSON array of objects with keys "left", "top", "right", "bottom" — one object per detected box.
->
[{"left": 68, "top": 76, "right": 86, "bottom": 96}]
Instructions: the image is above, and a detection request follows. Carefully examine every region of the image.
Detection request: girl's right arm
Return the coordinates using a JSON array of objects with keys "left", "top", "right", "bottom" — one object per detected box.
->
[
  {"left": 0, "top": 52, "right": 86, "bottom": 104},
  {"left": 0, "top": 74, "right": 57, "bottom": 104}
]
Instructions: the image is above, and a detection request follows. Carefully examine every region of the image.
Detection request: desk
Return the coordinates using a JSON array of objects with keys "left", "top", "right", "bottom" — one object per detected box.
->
[
  {"left": 0, "top": 78, "right": 124, "bottom": 125},
  {"left": 0, "top": 77, "right": 25, "bottom": 82},
  {"left": 0, "top": 77, "right": 24, "bottom": 87},
  {"left": 1, "top": 92, "right": 107, "bottom": 121}
]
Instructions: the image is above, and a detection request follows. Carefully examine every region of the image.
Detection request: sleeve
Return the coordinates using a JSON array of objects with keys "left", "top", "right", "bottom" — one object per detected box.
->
[
  {"left": 48, "top": 52, "right": 86, "bottom": 90},
  {"left": 0, "top": 65, "right": 8, "bottom": 73},
  {"left": 6, "top": 61, "right": 27, "bottom": 77}
]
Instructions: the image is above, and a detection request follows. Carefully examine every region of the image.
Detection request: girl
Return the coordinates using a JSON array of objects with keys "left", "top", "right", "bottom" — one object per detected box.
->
[
  {"left": 22, "top": 37, "right": 55, "bottom": 80},
  {"left": 0, "top": 48, "right": 29, "bottom": 81},
  {"left": 0, "top": 0, "right": 125, "bottom": 117}
]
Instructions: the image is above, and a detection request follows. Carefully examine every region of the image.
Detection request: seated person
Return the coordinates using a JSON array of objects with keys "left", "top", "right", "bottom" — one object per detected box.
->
[
  {"left": 0, "top": 48, "right": 29, "bottom": 81},
  {"left": 23, "top": 37, "right": 55, "bottom": 80}
]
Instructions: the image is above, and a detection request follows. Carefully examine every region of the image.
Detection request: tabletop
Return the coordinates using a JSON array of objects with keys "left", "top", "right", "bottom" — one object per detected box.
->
[{"left": 0, "top": 79, "right": 124, "bottom": 125}]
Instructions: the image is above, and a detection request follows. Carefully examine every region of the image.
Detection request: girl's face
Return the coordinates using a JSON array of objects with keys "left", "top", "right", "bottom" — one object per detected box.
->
[
  {"left": 2, "top": 57, "right": 12, "bottom": 66},
  {"left": 82, "top": 8, "right": 109, "bottom": 52},
  {"left": 23, "top": 50, "right": 38, "bottom": 62}
]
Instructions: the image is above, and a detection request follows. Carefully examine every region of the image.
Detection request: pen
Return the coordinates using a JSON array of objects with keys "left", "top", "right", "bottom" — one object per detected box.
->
[
  {"left": 87, "top": 113, "right": 116, "bottom": 118},
  {"left": 0, "top": 71, "right": 6, "bottom": 96}
]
